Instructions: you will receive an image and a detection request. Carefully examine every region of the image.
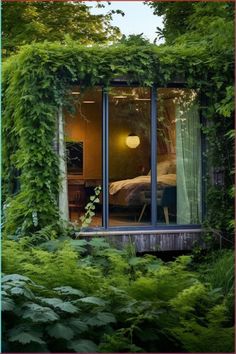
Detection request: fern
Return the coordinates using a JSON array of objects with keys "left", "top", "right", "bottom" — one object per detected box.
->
[{"left": 2, "top": 238, "right": 234, "bottom": 353}]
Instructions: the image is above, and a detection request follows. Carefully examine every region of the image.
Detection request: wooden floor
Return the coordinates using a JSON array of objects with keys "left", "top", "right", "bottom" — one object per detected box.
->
[
  {"left": 69, "top": 211, "right": 173, "bottom": 227},
  {"left": 70, "top": 211, "right": 150, "bottom": 227}
]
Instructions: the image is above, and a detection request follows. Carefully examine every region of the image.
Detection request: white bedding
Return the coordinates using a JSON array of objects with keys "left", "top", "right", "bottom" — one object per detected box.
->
[{"left": 109, "top": 174, "right": 176, "bottom": 195}]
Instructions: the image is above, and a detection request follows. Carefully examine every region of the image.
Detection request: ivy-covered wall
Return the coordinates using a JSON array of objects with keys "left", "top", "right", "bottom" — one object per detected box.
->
[{"left": 2, "top": 42, "right": 234, "bottom": 238}]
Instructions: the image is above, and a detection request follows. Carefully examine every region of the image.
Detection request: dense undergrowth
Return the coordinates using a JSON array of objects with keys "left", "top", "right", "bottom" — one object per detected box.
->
[{"left": 2, "top": 236, "right": 234, "bottom": 353}]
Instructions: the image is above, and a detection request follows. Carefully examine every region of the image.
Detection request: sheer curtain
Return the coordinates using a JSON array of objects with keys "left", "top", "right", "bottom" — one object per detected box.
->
[{"left": 176, "top": 101, "right": 202, "bottom": 224}]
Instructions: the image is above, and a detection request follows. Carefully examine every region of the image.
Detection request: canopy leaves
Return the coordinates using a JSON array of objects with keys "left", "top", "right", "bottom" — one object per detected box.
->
[{"left": 2, "top": 1, "right": 122, "bottom": 57}]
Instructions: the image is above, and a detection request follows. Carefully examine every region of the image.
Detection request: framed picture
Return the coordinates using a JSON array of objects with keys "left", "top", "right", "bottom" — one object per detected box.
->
[{"left": 66, "top": 141, "right": 83, "bottom": 175}]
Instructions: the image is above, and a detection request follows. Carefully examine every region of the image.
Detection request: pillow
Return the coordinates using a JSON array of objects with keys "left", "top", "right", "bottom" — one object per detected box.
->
[
  {"left": 167, "top": 161, "right": 176, "bottom": 174},
  {"left": 147, "top": 160, "right": 176, "bottom": 176},
  {"left": 158, "top": 173, "right": 176, "bottom": 185},
  {"left": 157, "top": 161, "right": 171, "bottom": 176}
]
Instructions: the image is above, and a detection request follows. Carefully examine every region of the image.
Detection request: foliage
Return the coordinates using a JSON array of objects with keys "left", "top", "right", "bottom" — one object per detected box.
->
[
  {"left": 2, "top": 42, "right": 158, "bottom": 236},
  {"left": 148, "top": 1, "right": 195, "bottom": 43},
  {"left": 2, "top": 272, "right": 105, "bottom": 352},
  {"left": 148, "top": 2, "right": 234, "bottom": 46},
  {"left": 2, "top": 1, "right": 123, "bottom": 57},
  {"left": 196, "top": 249, "right": 234, "bottom": 312},
  {"left": 2, "top": 238, "right": 234, "bottom": 352},
  {"left": 2, "top": 1, "right": 234, "bottom": 239},
  {"left": 119, "top": 33, "right": 151, "bottom": 46},
  {"left": 80, "top": 186, "right": 101, "bottom": 229},
  {"left": 2, "top": 4, "right": 234, "bottom": 353},
  {"left": 148, "top": 1, "right": 235, "bottom": 241}
]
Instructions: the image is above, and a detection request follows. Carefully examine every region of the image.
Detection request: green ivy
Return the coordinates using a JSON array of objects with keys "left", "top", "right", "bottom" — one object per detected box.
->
[{"left": 2, "top": 40, "right": 234, "bottom": 237}]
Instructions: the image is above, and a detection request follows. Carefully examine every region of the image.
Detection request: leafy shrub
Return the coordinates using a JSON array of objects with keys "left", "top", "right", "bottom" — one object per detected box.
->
[
  {"left": 198, "top": 250, "right": 234, "bottom": 296},
  {"left": 2, "top": 273, "right": 115, "bottom": 353},
  {"left": 3, "top": 239, "right": 103, "bottom": 293},
  {"left": 2, "top": 239, "right": 234, "bottom": 352},
  {"left": 170, "top": 303, "right": 234, "bottom": 352}
]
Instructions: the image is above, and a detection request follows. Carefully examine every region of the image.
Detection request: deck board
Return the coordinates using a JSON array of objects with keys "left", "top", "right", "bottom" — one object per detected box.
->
[{"left": 77, "top": 230, "right": 205, "bottom": 252}]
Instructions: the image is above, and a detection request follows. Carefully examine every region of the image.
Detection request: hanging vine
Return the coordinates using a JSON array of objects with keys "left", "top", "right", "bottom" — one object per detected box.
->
[{"left": 2, "top": 41, "right": 234, "bottom": 238}]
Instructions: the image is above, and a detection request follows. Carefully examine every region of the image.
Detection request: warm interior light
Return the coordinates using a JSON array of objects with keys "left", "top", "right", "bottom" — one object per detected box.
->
[
  {"left": 126, "top": 133, "right": 140, "bottom": 149},
  {"left": 134, "top": 98, "right": 151, "bottom": 101},
  {"left": 71, "top": 91, "right": 80, "bottom": 95},
  {"left": 83, "top": 100, "right": 95, "bottom": 104}
]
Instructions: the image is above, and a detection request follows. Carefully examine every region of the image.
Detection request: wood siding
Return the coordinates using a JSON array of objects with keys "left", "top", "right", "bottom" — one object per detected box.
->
[{"left": 78, "top": 231, "right": 205, "bottom": 252}]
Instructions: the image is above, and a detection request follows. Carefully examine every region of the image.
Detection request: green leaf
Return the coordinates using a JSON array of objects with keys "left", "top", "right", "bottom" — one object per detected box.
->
[
  {"left": 147, "top": 261, "right": 162, "bottom": 272},
  {"left": 69, "top": 318, "right": 88, "bottom": 333},
  {"left": 53, "top": 286, "right": 84, "bottom": 297},
  {"left": 69, "top": 239, "right": 88, "bottom": 252},
  {"left": 129, "top": 257, "right": 142, "bottom": 266},
  {"left": 79, "top": 296, "right": 106, "bottom": 306},
  {"left": 86, "top": 312, "right": 116, "bottom": 326},
  {"left": 39, "top": 297, "right": 79, "bottom": 313},
  {"left": 9, "top": 327, "right": 45, "bottom": 345},
  {"left": 2, "top": 297, "right": 15, "bottom": 312},
  {"left": 97, "top": 312, "right": 116, "bottom": 324},
  {"left": 47, "top": 323, "right": 74, "bottom": 340},
  {"left": 56, "top": 301, "right": 79, "bottom": 313},
  {"left": 85, "top": 202, "right": 92, "bottom": 209},
  {"left": 68, "top": 339, "right": 98, "bottom": 352},
  {"left": 89, "top": 238, "right": 110, "bottom": 249},
  {"left": 22, "top": 303, "right": 59, "bottom": 322},
  {"left": 2, "top": 274, "right": 32, "bottom": 283},
  {"left": 39, "top": 239, "right": 64, "bottom": 252},
  {"left": 95, "top": 188, "right": 101, "bottom": 196},
  {"left": 10, "top": 286, "right": 34, "bottom": 299},
  {"left": 10, "top": 286, "right": 25, "bottom": 296}
]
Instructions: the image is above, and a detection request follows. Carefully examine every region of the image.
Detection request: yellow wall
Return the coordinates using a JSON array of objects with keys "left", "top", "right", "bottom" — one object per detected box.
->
[
  {"left": 64, "top": 96, "right": 102, "bottom": 180},
  {"left": 64, "top": 87, "right": 176, "bottom": 182}
]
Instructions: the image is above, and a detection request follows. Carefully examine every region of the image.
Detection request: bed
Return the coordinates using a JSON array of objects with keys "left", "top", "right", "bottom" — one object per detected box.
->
[{"left": 109, "top": 160, "right": 176, "bottom": 208}]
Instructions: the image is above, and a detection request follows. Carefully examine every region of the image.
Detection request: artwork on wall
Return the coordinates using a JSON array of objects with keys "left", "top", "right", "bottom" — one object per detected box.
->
[{"left": 66, "top": 141, "right": 83, "bottom": 175}]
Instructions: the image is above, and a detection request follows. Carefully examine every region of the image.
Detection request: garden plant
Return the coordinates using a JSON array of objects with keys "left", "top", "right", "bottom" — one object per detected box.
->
[{"left": 2, "top": 2, "right": 234, "bottom": 353}]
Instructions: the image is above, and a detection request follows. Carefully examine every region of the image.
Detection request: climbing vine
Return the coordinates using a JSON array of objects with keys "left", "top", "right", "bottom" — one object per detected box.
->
[{"left": 2, "top": 41, "right": 234, "bottom": 238}]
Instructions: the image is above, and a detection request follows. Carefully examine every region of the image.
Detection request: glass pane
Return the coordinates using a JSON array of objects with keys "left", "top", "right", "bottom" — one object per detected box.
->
[
  {"left": 157, "top": 88, "right": 202, "bottom": 225},
  {"left": 109, "top": 87, "right": 151, "bottom": 226},
  {"left": 64, "top": 87, "right": 102, "bottom": 227}
]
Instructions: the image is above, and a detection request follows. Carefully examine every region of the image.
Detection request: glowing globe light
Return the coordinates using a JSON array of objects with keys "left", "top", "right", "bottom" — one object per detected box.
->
[{"left": 126, "top": 133, "right": 140, "bottom": 149}]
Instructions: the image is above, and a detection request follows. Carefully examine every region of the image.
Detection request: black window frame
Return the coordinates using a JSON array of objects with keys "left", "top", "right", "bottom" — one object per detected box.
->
[{"left": 77, "top": 83, "right": 204, "bottom": 232}]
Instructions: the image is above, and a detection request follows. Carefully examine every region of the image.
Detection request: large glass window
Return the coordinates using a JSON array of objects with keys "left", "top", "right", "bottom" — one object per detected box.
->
[
  {"left": 64, "top": 87, "right": 102, "bottom": 226},
  {"left": 64, "top": 86, "right": 202, "bottom": 229},
  {"left": 108, "top": 87, "right": 151, "bottom": 226},
  {"left": 156, "top": 88, "right": 202, "bottom": 225}
]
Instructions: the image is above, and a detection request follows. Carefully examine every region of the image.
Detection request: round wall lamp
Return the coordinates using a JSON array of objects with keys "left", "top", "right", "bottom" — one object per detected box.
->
[{"left": 126, "top": 133, "right": 140, "bottom": 149}]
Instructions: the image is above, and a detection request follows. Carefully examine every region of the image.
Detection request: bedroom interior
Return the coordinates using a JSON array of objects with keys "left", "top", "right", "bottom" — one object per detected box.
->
[{"left": 65, "top": 87, "right": 201, "bottom": 227}]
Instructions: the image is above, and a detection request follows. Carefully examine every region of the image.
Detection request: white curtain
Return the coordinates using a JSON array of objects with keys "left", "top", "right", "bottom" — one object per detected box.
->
[{"left": 176, "top": 102, "right": 202, "bottom": 224}]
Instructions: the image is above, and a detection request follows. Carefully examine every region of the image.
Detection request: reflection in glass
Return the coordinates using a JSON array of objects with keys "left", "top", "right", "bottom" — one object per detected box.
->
[
  {"left": 109, "top": 87, "right": 151, "bottom": 226},
  {"left": 64, "top": 87, "right": 102, "bottom": 226},
  {"left": 157, "top": 88, "right": 201, "bottom": 224}
]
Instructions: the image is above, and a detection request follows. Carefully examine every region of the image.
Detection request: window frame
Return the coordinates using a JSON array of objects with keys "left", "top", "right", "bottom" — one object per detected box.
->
[{"left": 76, "top": 83, "right": 204, "bottom": 232}]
